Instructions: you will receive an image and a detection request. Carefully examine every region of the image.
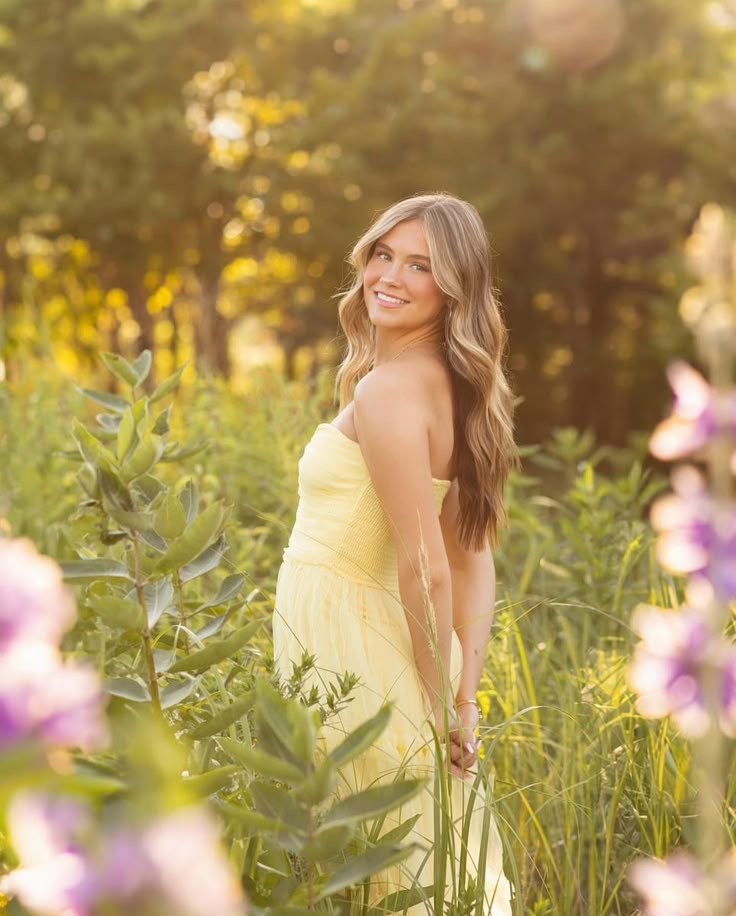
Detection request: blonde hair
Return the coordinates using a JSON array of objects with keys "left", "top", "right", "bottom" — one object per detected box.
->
[{"left": 334, "top": 192, "right": 519, "bottom": 550}]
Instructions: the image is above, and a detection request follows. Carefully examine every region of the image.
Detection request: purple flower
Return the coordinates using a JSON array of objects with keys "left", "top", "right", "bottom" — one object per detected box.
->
[
  {"left": 628, "top": 605, "right": 736, "bottom": 737},
  {"left": 0, "top": 642, "right": 108, "bottom": 753},
  {"left": 0, "top": 793, "right": 101, "bottom": 916},
  {"left": 0, "top": 538, "right": 76, "bottom": 653},
  {"left": 649, "top": 362, "right": 736, "bottom": 464},
  {"left": 650, "top": 465, "right": 736, "bottom": 601},
  {"left": 628, "top": 848, "right": 736, "bottom": 916},
  {"left": 1, "top": 793, "right": 249, "bottom": 916}
]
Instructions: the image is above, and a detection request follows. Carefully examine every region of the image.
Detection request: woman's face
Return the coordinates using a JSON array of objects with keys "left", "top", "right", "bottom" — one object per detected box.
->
[{"left": 362, "top": 218, "right": 446, "bottom": 333}]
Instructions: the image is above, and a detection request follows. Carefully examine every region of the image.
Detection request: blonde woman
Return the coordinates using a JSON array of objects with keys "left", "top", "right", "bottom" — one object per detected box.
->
[{"left": 273, "top": 192, "right": 516, "bottom": 913}]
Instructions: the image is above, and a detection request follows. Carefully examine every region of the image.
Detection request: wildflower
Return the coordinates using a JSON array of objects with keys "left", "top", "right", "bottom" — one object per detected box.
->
[
  {"left": 628, "top": 848, "right": 736, "bottom": 916},
  {"left": 628, "top": 605, "right": 736, "bottom": 737},
  {"left": 0, "top": 642, "right": 108, "bottom": 752},
  {"left": 0, "top": 538, "right": 76, "bottom": 652},
  {"left": 1, "top": 792, "right": 249, "bottom": 916},
  {"left": 650, "top": 465, "right": 736, "bottom": 601},
  {"left": 649, "top": 362, "right": 736, "bottom": 465}
]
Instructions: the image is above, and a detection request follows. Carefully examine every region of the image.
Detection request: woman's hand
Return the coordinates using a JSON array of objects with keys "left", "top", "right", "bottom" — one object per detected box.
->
[{"left": 435, "top": 702, "right": 481, "bottom": 781}]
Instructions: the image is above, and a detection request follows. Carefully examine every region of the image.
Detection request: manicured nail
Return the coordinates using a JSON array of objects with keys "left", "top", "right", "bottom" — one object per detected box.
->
[{"left": 464, "top": 742, "right": 474, "bottom": 753}]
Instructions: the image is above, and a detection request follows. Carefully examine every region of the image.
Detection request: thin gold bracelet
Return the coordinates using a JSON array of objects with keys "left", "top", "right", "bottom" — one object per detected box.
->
[{"left": 455, "top": 698, "right": 482, "bottom": 714}]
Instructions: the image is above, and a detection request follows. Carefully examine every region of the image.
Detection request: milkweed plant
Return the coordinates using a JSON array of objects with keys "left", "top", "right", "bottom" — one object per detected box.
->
[{"left": 627, "top": 203, "right": 736, "bottom": 916}]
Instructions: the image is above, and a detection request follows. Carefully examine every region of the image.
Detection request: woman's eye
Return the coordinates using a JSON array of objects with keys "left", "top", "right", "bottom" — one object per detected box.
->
[
  {"left": 411, "top": 263, "right": 428, "bottom": 271},
  {"left": 377, "top": 251, "right": 390, "bottom": 261}
]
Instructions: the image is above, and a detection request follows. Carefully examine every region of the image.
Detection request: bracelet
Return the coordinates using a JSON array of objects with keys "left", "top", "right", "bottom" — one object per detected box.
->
[{"left": 455, "top": 698, "right": 482, "bottom": 714}]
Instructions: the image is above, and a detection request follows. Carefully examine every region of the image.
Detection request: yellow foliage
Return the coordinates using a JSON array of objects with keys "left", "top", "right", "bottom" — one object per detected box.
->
[
  {"left": 264, "top": 249, "right": 297, "bottom": 281},
  {"left": 43, "top": 295, "right": 67, "bottom": 321},
  {"left": 77, "top": 321, "right": 98, "bottom": 347},
  {"left": 291, "top": 217, "right": 310, "bottom": 235},
  {"left": 154, "top": 319, "right": 175, "bottom": 345},
  {"left": 51, "top": 342, "right": 79, "bottom": 374},
  {"left": 70, "top": 240, "right": 90, "bottom": 265},
  {"left": 106, "top": 288, "right": 128, "bottom": 311},
  {"left": 118, "top": 318, "right": 141, "bottom": 344},
  {"left": 147, "top": 286, "right": 174, "bottom": 314},
  {"left": 29, "top": 257, "right": 52, "bottom": 281},
  {"left": 288, "top": 150, "right": 310, "bottom": 170},
  {"left": 223, "top": 257, "right": 259, "bottom": 284}
]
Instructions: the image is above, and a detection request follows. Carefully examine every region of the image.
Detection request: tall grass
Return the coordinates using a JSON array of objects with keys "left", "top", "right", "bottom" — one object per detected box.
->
[{"left": 1, "top": 357, "right": 717, "bottom": 914}]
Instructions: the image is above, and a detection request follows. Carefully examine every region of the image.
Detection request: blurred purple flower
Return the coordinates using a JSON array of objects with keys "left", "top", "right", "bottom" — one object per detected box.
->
[
  {"left": 651, "top": 465, "right": 736, "bottom": 601},
  {"left": 0, "top": 642, "right": 108, "bottom": 753},
  {"left": 628, "top": 848, "right": 736, "bottom": 916},
  {"left": 2, "top": 792, "right": 248, "bottom": 916},
  {"left": 0, "top": 538, "right": 76, "bottom": 652},
  {"left": 628, "top": 605, "right": 736, "bottom": 737},
  {"left": 0, "top": 792, "right": 100, "bottom": 916},
  {"left": 649, "top": 362, "right": 736, "bottom": 465}
]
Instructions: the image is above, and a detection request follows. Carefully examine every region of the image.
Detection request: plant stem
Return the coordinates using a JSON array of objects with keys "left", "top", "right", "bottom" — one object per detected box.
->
[{"left": 133, "top": 533, "right": 162, "bottom": 715}]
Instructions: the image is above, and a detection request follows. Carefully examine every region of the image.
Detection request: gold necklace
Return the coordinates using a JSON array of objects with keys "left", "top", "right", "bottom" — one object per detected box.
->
[{"left": 375, "top": 340, "right": 438, "bottom": 366}]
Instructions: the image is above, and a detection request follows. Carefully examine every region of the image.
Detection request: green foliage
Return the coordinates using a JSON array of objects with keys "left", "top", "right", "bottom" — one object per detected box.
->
[
  {"left": 3, "top": 358, "right": 723, "bottom": 914},
  {"left": 221, "top": 681, "right": 425, "bottom": 914}
]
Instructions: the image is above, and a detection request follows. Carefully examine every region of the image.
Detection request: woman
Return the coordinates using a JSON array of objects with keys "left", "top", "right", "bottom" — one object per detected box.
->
[{"left": 272, "top": 192, "right": 516, "bottom": 913}]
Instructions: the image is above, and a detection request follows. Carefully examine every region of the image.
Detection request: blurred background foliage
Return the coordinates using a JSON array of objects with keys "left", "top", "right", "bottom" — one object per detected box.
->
[{"left": 1, "top": 0, "right": 736, "bottom": 443}]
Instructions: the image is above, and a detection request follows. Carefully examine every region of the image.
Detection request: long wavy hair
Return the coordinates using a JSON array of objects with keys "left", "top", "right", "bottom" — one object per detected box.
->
[{"left": 334, "top": 192, "right": 518, "bottom": 551}]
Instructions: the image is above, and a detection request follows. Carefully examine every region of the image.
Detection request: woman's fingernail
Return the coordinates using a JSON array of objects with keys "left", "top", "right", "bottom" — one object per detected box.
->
[{"left": 464, "top": 742, "right": 474, "bottom": 753}]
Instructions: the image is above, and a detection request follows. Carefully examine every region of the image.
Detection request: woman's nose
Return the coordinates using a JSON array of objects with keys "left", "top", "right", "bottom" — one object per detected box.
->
[{"left": 381, "top": 261, "right": 401, "bottom": 284}]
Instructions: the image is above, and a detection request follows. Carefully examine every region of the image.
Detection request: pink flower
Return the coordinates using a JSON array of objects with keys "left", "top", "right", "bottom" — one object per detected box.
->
[
  {"left": 650, "top": 465, "right": 736, "bottom": 601},
  {"left": 1, "top": 793, "right": 248, "bottom": 916},
  {"left": 0, "top": 642, "right": 108, "bottom": 753},
  {"left": 649, "top": 362, "right": 736, "bottom": 464},
  {"left": 628, "top": 848, "right": 736, "bottom": 916},
  {"left": 0, "top": 538, "right": 76, "bottom": 652},
  {"left": 628, "top": 605, "right": 736, "bottom": 737}
]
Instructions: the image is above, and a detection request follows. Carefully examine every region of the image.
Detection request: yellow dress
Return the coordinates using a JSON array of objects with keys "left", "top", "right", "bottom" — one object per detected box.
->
[{"left": 272, "top": 422, "right": 512, "bottom": 915}]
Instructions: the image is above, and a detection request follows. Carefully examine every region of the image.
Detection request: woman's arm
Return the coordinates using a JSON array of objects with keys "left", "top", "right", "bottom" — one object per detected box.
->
[
  {"left": 440, "top": 480, "right": 496, "bottom": 703},
  {"left": 352, "top": 366, "right": 456, "bottom": 727}
]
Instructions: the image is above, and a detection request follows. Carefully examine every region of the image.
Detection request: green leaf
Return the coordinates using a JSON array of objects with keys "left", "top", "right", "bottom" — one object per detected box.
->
[
  {"left": 255, "top": 682, "right": 313, "bottom": 770},
  {"left": 152, "top": 405, "right": 172, "bottom": 435},
  {"left": 367, "top": 884, "right": 435, "bottom": 915},
  {"left": 217, "top": 801, "right": 293, "bottom": 836},
  {"left": 168, "top": 617, "right": 264, "bottom": 674},
  {"left": 183, "top": 766, "right": 238, "bottom": 798},
  {"left": 89, "top": 595, "right": 145, "bottom": 630},
  {"left": 150, "top": 364, "right": 186, "bottom": 403},
  {"left": 154, "top": 502, "right": 226, "bottom": 574},
  {"left": 144, "top": 577, "right": 173, "bottom": 627},
  {"left": 249, "top": 780, "right": 309, "bottom": 833},
  {"left": 180, "top": 534, "right": 228, "bottom": 583},
  {"left": 375, "top": 813, "right": 421, "bottom": 846},
  {"left": 180, "top": 478, "right": 198, "bottom": 522},
  {"left": 322, "top": 780, "right": 426, "bottom": 829},
  {"left": 188, "top": 691, "right": 255, "bottom": 739},
  {"left": 72, "top": 419, "right": 118, "bottom": 471},
  {"left": 101, "top": 352, "right": 140, "bottom": 386},
  {"left": 316, "top": 842, "right": 419, "bottom": 901},
  {"left": 161, "top": 677, "right": 198, "bottom": 709},
  {"left": 116, "top": 408, "right": 136, "bottom": 462},
  {"left": 197, "top": 573, "right": 246, "bottom": 611},
  {"left": 61, "top": 559, "right": 131, "bottom": 582},
  {"left": 106, "top": 677, "right": 151, "bottom": 702},
  {"left": 77, "top": 388, "right": 129, "bottom": 413},
  {"left": 121, "top": 432, "right": 161, "bottom": 483},
  {"left": 217, "top": 738, "right": 305, "bottom": 784},
  {"left": 293, "top": 757, "right": 336, "bottom": 806},
  {"left": 329, "top": 704, "right": 393, "bottom": 769},
  {"left": 154, "top": 490, "right": 187, "bottom": 540},
  {"left": 131, "top": 349, "right": 153, "bottom": 386},
  {"left": 300, "top": 824, "right": 355, "bottom": 863}
]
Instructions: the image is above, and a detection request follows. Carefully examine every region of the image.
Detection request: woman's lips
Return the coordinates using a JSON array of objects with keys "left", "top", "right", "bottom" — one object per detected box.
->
[{"left": 375, "top": 290, "right": 408, "bottom": 308}]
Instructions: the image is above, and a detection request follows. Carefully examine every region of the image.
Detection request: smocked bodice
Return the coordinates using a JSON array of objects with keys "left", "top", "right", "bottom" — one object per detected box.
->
[{"left": 282, "top": 423, "right": 452, "bottom": 592}]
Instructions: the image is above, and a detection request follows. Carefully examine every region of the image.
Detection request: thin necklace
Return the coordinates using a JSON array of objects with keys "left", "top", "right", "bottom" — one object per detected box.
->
[{"left": 374, "top": 340, "right": 439, "bottom": 366}]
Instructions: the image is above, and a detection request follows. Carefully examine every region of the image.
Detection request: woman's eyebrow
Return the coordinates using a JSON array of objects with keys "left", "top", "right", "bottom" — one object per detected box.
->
[{"left": 375, "top": 241, "right": 431, "bottom": 263}]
